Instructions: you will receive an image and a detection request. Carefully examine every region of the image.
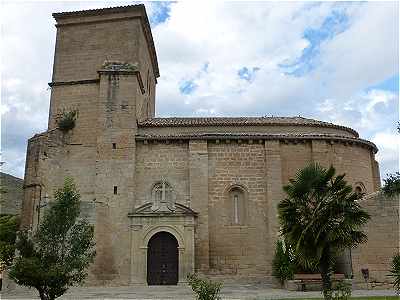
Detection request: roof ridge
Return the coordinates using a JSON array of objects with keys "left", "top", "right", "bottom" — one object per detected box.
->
[
  {"left": 137, "top": 116, "right": 358, "bottom": 137},
  {"left": 52, "top": 4, "right": 144, "bottom": 18}
]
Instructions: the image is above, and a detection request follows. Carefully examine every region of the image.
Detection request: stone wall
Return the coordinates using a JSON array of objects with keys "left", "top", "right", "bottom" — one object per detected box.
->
[
  {"left": 0, "top": 172, "right": 23, "bottom": 216},
  {"left": 23, "top": 129, "right": 386, "bottom": 285},
  {"left": 132, "top": 138, "right": 381, "bottom": 284},
  {"left": 135, "top": 141, "right": 190, "bottom": 208},
  {"left": 352, "top": 192, "right": 399, "bottom": 286},
  {"left": 207, "top": 141, "right": 269, "bottom": 281}
]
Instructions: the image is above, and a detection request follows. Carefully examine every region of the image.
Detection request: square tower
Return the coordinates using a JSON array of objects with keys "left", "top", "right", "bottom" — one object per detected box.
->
[{"left": 48, "top": 4, "right": 159, "bottom": 131}]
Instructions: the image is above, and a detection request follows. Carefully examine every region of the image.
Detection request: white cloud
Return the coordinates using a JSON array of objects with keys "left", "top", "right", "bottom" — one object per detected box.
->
[
  {"left": 315, "top": 89, "right": 398, "bottom": 132},
  {"left": 372, "top": 131, "right": 399, "bottom": 178},
  {"left": 315, "top": 2, "right": 399, "bottom": 98}
]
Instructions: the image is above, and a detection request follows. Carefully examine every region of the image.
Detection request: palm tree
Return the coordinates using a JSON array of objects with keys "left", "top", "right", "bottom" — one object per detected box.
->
[
  {"left": 278, "top": 163, "right": 370, "bottom": 300},
  {"left": 390, "top": 253, "right": 400, "bottom": 294}
]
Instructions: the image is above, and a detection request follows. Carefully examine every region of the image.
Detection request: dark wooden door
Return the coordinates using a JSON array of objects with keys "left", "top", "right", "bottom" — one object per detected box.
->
[{"left": 147, "top": 232, "right": 178, "bottom": 285}]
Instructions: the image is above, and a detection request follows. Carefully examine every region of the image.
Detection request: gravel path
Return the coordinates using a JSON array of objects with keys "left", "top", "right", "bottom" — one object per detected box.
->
[{"left": 1, "top": 284, "right": 397, "bottom": 300}]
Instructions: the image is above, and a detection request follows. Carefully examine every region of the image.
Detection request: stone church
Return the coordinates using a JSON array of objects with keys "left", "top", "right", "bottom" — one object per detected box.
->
[{"left": 21, "top": 5, "right": 394, "bottom": 286}]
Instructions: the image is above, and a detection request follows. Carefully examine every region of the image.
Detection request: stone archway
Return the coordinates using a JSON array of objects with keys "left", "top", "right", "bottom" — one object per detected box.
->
[
  {"left": 147, "top": 231, "right": 179, "bottom": 285},
  {"left": 128, "top": 202, "right": 197, "bottom": 285}
]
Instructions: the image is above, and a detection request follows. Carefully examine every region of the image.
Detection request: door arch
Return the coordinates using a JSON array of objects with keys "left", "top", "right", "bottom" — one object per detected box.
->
[{"left": 147, "top": 231, "right": 179, "bottom": 285}]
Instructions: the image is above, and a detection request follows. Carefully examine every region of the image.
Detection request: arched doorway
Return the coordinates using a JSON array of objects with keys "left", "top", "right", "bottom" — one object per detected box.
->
[{"left": 147, "top": 231, "right": 179, "bottom": 285}]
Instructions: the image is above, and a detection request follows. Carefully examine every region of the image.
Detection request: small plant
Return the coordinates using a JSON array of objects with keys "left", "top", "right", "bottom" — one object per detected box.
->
[
  {"left": 389, "top": 253, "right": 400, "bottom": 293},
  {"left": 382, "top": 172, "right": 400, "bottom": 197},
  {"left": 187, "top": 273, "right": 222, "bottom": 300},
  {"left": 332, "top": 280, "right": 352, "bottom": 300},
  {"left": 57, "top": 110, "right": 77, "bottom": 132},
  {"left": 272, "top": 239, "right": 294, "bottom": 286}
]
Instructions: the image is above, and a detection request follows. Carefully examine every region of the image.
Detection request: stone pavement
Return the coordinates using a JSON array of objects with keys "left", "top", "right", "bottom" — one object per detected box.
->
[{"left": 1, "top": 285, "right": 397, "bottom": 300}]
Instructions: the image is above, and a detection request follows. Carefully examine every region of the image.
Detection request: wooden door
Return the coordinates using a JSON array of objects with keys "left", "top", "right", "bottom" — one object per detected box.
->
[{"left": 147, "top": 232, "right": 178, "bottom": 285}]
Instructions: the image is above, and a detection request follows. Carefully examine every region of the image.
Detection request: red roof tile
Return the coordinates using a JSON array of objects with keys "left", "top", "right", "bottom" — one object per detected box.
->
[{"left": 138, "top": 117, "right": 358, "bottom": 137}]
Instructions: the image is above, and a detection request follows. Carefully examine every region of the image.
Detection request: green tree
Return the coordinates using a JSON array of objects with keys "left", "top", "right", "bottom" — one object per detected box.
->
[
  {"left": 382, "top": 172, "right": 400, "bottom": 197},
  {"left": 9, "top": 179, "right": 96, "bottom": 300},
  {"left": 0, "top": 214, "right": 19, "bottom": 269},
  {"left": 389, "top": 253, "right": 400, "bottom": 293},
  {"left": 278, "top": 163, "right": 370, "bottom": 300},
  {"left": 272, "top": 239, "right": 295, "bottom": 286}
]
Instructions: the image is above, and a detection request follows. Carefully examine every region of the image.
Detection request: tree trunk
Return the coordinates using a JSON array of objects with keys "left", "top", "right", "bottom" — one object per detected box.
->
[
  {"left": 37, "top": 287, "right": 49, "bottom": 300},
  {"left": 320, "top": 250, "right": 333, "bottom": 300},
  {"left": 321, "top": 268, "right": 333, "bottom": 300}
]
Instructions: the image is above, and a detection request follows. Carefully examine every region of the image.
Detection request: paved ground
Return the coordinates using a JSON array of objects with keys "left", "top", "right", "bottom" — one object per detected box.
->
[{"left": 1, "top": 285, "right": 397, "bottom": 300}]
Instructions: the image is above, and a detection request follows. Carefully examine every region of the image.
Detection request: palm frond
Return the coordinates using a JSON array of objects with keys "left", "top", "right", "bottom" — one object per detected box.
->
[{"left": 278, "top": 162, "right": 370, "bottom": 275}]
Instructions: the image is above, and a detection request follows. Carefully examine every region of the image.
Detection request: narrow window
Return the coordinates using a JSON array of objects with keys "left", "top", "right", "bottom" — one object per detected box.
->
[
  {"left": 230, "top": 187, "right": 246, "bottom": 225},
  {"left": 112, "top": 143, "right": 116, "bottom": 149},
  {"left": 233, "top": 194, "right": 239, "bottom": 224},
  {"left": 114, "top": 186, "right": 118, "bottom": 195}
]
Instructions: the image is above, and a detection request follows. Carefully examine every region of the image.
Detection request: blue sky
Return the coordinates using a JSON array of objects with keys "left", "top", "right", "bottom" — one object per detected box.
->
[{"left": 1, "top": 1, "right": 399, "bottom": 183}]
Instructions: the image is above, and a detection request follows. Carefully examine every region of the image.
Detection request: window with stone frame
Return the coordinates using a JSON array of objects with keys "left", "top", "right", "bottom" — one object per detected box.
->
[
  {"left": 151, "top": 181, "right": 175, "bottom": 211},
  {"left": 229, "top": 187, "right": 246, "bottom": 225},
  {"left": 354, "top": 181, "right": 366, "bottom": 196}
]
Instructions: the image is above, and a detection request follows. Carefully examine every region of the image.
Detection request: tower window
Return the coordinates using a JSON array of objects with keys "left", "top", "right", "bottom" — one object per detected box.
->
[
  {"left": 112, "top": 143, "right": 116, "bottom": 149},
  {"left": 114, "top": 186, "right": 118, "bottom": 195}
]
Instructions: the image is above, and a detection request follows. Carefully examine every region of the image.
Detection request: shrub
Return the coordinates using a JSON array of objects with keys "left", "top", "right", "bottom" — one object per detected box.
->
[
  {"left": 0, "top": 214, "right": 19, "bottom": 269},
  {"left": 57, "top": 110, "right": 77, "bottom": 132},
  {"left": 187, "top": 273, "right": 222, "bottom": 300},
  {"left": 382, "top": 172, "right": 400, "bottom": 197},
  {"left": 389, "top": 253, "right": 400, "bottom": 293},
  {"left": 272, "top": 239, "right": 294, "bottom": 286},
  {"left": 332, "top": 280, "right": 352, "bottom": 300}
]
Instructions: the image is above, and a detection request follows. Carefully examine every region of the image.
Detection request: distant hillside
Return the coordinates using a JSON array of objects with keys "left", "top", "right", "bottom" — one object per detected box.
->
[{"left": 0, "top": 172, "right": 23, "bottom": 215}]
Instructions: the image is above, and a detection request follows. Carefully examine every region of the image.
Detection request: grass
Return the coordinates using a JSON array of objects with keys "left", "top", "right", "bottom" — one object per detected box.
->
[{"left": 274, "top": 297, "right": 398, "bottom": 300}]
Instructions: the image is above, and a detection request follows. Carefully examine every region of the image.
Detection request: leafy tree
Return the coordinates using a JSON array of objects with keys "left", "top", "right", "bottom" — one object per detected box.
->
[
  {"left": 382, "top": 172, "right": 400, "bottom": 197},
  {"left": 272, "top": 239, "right": 295, "bottom": 286},
  {"left": 278, "top": 163, "right": 370, "bottom": 300},
  {"left": 389, "top": 253, "right": 400, "bottom": 293},
  {"left": 0, "top": 214, "right": 19, "bottom": 269},
  {"left": 9, "top": 179, "right": 96, "bottom": 300}
]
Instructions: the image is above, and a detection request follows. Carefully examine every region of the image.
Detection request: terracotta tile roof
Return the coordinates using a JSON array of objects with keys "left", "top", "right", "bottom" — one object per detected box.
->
[
  {"left": 52, "top": 4, "right": 144, "bottom": 18},
  {"left": 135, "top": 132, "right": 377, "bottom": 153},
  {"left": 138, "top": 117, "right": 359, "bottom": 137}
]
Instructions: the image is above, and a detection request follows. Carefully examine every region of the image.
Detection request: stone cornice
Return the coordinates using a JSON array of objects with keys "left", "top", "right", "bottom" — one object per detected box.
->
[
  {"left": 98, "top": 63, "right": 146, "bottom": 94},
  {"left": 48, "top": 79, "right": 100, "bottom": 87},
  {"left": 135, "top": 133, "right": 378, "bottom": 153}
]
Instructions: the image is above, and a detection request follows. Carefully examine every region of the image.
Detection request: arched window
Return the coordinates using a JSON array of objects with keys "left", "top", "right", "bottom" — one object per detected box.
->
[
  {"left": 354, "top": 182, "right": 366, "bottom": 197},
  {"left": 151, "top": 181, "right": 175, "bottom": 211},
  {"left": 229, "top": 187, "right": 246, "bottom": 225}
]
